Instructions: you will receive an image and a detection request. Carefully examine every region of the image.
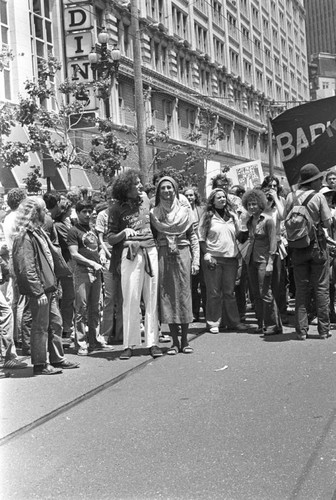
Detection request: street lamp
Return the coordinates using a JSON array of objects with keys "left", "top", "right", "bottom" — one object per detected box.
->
[{"left": 88, "top": 29, "right": 121, "bottom": 93}]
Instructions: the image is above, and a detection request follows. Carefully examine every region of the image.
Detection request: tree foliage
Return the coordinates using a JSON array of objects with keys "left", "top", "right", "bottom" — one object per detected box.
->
[
  {"left": 23, "top": 166, "right": 42, "bottom": 193},
  {"left": 0, "top": 54, "right": 129, "bottom": 187}
]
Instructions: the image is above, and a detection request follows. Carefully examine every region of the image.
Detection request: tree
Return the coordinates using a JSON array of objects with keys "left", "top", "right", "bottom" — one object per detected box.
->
[
  {"left": 23, "top": 166, "right": 42, "bottom": 193},
  {"left": 184, "top": 106, "right": 226, "bottom": 170},
  {"left": 0, "top": 54, "right": 130, "bottom": 189}
]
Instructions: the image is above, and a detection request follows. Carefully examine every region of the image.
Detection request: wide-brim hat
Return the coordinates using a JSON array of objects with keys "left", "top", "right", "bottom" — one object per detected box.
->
[{"left": 299, "top": 163, "right": 324, "bottom": 185}]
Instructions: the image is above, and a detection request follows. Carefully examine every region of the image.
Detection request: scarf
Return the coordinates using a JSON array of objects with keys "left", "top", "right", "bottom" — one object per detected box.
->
[
  {"left": 151, "top": 177, "right": 193, "bottom": 254},
  {"left": 151, "top": 176, "right": 193, "bottom": 235}
]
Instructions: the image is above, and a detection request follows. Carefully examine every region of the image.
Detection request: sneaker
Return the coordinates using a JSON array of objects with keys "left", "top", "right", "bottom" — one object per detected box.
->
[
  {"left": 3, "top": 358, "right": 28, "bottom": 369},
  {"left": 150, "top": 345, "right": 163, "bottom": 358},
  {"left": 120, "top": 348, "right": 132, "bottom": 360},
  {"left": 319, "top": 333, "right": 332, "bottom": 339},
  {"left": 209, "top": 326, "right": 219, "bottom": 334},
  {"left": 253, "top": 326, "right": 265, "bottom": 334},
  {"left": 77, "top": 348, "right": 88, "bottom": 356},
  {"left": 51, "top": 359, "right": 80, "bottom": 369},
  {"left": 88, "top": 343, "right": 108, "bottom": 353},
  {"left": 296, "top": 333, "right": 307, "bottom": 340},
  {"left": 33, "top": 363, "right": 63, "bottom": 376}
]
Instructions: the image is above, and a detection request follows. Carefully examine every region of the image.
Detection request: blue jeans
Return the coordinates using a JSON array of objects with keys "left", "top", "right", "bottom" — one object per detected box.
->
[
  {"left": 29, "top": 292, "right": 65, "bottom": 366},
  {"left": 0, "top": 288, "right": 17, "bottom": 362},
  {"left": 248, "top": 260, "right": 282, "bottom": 332},
  {"left": 292, "top": 246, "right": 330, "bottom": 336},
  {"left": 101, "top": 262, "right": 123, "bottom": 342},
  {"left": 203, "top": 257, "right": 240, "bottom": 329},
  {"left": 74, "top": 266, "right": 102, "bottom": 350},
  {"left": 59, "top": 275, "right": 75, "bottom": 334}
]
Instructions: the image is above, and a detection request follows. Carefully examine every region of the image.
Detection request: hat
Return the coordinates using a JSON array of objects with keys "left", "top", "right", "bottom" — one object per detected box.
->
[{"left": 299, "top": 164, "right": 324, "bottom": 185}]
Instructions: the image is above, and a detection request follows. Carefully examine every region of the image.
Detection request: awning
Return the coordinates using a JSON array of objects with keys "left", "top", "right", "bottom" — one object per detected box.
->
[{"left": 0, "top": 125, "right": 91, "bottom": 192}]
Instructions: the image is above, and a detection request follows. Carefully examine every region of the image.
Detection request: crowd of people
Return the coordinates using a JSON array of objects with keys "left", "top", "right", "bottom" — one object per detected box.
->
[{"left": 0, "top": 162, "right": 334, "bottom": 375}]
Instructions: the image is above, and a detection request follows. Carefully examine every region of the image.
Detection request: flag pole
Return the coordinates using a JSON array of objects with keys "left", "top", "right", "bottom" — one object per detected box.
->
[{"left": 268, "top": 108, "right": 274, "bottom": 176}]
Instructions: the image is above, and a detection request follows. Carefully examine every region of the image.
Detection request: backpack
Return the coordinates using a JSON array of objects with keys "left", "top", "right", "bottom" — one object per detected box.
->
[{"left": 285, "top": 192, "right": 316, "bottom": 248}]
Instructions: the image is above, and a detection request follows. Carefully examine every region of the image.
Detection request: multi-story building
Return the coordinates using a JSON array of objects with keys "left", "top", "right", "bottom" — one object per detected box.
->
[
  {"left": 309, "top": 53, "right": 336, "bottom": 101},
  {"left": 304, "top": 0, "right": 336, "bottom": 59},
  {"left": 0, "top": 0, "right": 310, "bottom": 192}
]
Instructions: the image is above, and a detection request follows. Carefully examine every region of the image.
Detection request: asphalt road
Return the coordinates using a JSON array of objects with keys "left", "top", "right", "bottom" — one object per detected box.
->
[{"left": 1, "top": 321, "right": 336, "bottom": 500}]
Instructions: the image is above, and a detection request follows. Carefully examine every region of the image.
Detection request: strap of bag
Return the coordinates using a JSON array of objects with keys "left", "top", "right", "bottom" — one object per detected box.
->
[
  {"left": 291, "top": 190, "right": 315, "bottom": 208},
  {"left": 301, "top": 192, "right": 316, "bottom": 208}
]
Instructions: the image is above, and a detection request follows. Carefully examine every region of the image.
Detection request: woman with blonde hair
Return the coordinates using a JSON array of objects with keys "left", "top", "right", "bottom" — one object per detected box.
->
[{"left": 12, "top": 196, "right": 78, "bottom": 375}]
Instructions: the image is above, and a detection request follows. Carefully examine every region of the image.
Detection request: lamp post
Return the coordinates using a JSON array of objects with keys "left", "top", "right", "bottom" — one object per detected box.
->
[{"left": 88, "top": 29, "right": 121, "bottom": 115}]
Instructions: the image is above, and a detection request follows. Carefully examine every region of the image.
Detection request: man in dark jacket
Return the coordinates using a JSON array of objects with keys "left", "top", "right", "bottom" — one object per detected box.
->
[{"left": 12, "top": 196, "right": 79, "bottom": 375}]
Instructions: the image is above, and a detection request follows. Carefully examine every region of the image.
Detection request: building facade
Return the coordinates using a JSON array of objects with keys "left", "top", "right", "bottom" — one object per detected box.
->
[
  {"left": 304, "top": 0, "right": 336, "bottom": 59},
  {"left": 0, "top": 0, "right": 310, "bottom": 191}
]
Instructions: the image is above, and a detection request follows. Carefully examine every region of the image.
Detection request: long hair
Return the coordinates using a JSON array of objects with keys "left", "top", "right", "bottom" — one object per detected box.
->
[
  {"left": 12, "top": 196, "right": 45, "bottom": 238},
  {"left": 261, "top": 175, "right": 280, "bottom": 195},
  {"left": 201, "top": 188, "right": 232, "bottom": 236},
  {"left": 183, "top": 185, "right": 201, "bottom": 206}
]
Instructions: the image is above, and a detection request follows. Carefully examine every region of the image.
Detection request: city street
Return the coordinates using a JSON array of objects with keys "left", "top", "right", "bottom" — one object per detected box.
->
[{"left": 1, "top": 318, "right": 336, "bottom": 500}]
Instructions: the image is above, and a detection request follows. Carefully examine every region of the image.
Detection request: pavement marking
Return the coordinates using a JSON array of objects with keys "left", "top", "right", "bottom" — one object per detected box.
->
[
  {"left": 289, "top": 406, "right": 336, "bottom": 500},
  {"left": 0, "top": 332, "right": 204, "bottom": 447}
]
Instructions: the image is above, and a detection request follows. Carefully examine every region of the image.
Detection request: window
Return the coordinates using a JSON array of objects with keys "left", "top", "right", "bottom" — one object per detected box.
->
[
  {"left": 0, "top": 0, "right": 10, "bottom": 99},
  {"left": 230, "top": 49, "right": 239, "bottom": 74},
  {"left": 254, "top": 38, "right": 262, "bottom": 59},
  {"left": 195, "top": 0, "right": 207, "bottom": 14},
  {"left": 163, "top": 99, "right": 172, "bottom": 132},
  {"left": 146, "top": 0, "right": 164, "bottom": 21},
  {"left": 212, "top": 0, "right": 223, "bottom": 27},
  {"left": 242, "top": 26, "right": 250, "bottom": 50},
  {"left": 256, "top": 69, "right": 263, "bottom": 91},
  {"left": 213, "top": 37, "right": 225, "bottom": 64},
  {"left": 252, "top": 7, "right": 259, "bottom": 27},
  {"left": 172, "top": 5, "right": 188, "bottom": 39},
  {"left": 186, "top": 108, "right": 195, "bottom": 131},
  {"left": 28, "top": 0, "right": 54, "bottom": 108},
  {"left": 161, "top": 45, "right": 167, "bottom": 74},
  {"left": 200, "top": 69, "right": 210, "bottom": 93},
  {"left": 29, "top": 0, "right": 53, "bottom": 65},
  {"left": 262, "top": 18, "right": 269, "bottom": 38},
  {"left": 264, "top": 47, "right": 271, "bottom": 68},
  {"left": 244, "top": 60, "right": 252, "bottom": 82},
  {"left": 228, "top": 14, "right": 238, "bottom": 41},
  {"left": 218, "top": 79, "right": 227, "bottom": 98},
  {"left": 177, "top": 54, "right": 190, "bottom": 85},
  {"left": 195, "top": 23, "right": 208, "bottom": 53}
]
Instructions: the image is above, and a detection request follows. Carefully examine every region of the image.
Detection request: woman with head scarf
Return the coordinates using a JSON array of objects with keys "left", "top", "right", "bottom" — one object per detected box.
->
[
  {"left": 198, "top": 188, "right": 248, "bottom": 334},
  {"left": 150, "top": 176, "right": 199, "bottom": 354}
]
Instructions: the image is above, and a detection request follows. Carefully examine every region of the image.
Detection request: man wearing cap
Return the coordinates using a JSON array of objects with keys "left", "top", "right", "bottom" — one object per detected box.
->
[{"left": 284, "top": 163, "right": 332, "bottom": 340}]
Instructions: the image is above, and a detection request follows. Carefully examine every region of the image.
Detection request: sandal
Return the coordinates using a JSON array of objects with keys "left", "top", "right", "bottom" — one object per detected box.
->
[
  {"left": 181, "top": 345, "right": 193, "bottom": 354},
  {"left": 167, "top": 345, "right": 179, "bottom": 355}
]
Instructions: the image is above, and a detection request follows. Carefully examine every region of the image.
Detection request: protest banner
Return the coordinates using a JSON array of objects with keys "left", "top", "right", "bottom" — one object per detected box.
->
[
  {"left": 227, "top": 159, "right": 264, "bottom": 190},
  {"left": 271, "top": 96, "right": 336, "bottom": 185}
]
